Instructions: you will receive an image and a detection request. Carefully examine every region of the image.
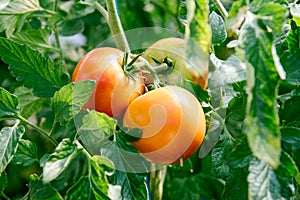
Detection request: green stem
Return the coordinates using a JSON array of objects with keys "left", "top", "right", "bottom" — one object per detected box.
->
[
  {"left": 18, "top": 115, "right": 58, "bottom": 146},
  {"left": 211, "top": 0, "right": 228, "bottom": 18},
  {"left": 150, "top": 165, "right": 167, "bottom": 200},
  {"left": 105, "top": 0, "right": 130, "bottom": 52},
  {"left": 137, "top": 56, "right": 163, "bottom": 88},
  {"left": 95, "top": 2, "right": 108, "bottom": 20},
  {"left": 52, "top": 0, "right": 66, "bottom": 67}
]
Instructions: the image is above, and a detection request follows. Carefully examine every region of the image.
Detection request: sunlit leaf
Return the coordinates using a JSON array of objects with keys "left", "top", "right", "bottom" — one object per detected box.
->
[
  {"left": 240, "top": 12, "right": 281, "bottom": 168},
  {"left": 0, "top": 38, "right": 68, "bottom": 98},
  {"left": 0, "top": 0, "right": 42, "bottom": 14},
  {"left": 0, "top": 125, "right": 25, "bottom": 174},
  {"left": 42, "top": 138, "right": 82, "bottom": 183},
  {"left": 0, "top": 87, "right": 20, "bottom": 119},
  {"left": 51, "top": 80, "right": 95, "bottom": 126}
]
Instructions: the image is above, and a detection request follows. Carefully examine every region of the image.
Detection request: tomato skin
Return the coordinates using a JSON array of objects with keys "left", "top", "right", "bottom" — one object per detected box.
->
[
  {"left": 72, "top": 47, "right": 144, "bottom": 119},
  {"left": 123, "top": 86, "right": 206, "bottom": 165},
  {"left": 143, "top": 37, "right": 209, "bottom": 90}
]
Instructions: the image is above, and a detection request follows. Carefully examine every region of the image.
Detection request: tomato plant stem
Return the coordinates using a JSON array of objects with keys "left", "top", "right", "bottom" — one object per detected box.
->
[
  {"left": 18, "top": 115, "right": 58, "bottom": 146},
  {"left": 95, "top": 2, "right": 108, "bottom": 21},
  {"left": 150, "top": 165, "right": 167, "bottom": 200},
  {"left": 52, "top": 0, "right": 66, "bottom": 68},
  {"left": 105, "top": 0, "right": 130, "bottom": 52},
  {"left": 211, "top": 0, "right": 228, "bottom": 18}
]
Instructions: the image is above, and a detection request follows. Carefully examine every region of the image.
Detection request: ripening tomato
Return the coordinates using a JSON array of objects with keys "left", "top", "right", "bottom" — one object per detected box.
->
[
  {"left": 72, "top": 47, "right": 144, "bottom": 119},
  {"left": 142, "top": 37, "right": 209, "bottom": 90},
  {"left": 123, "top": 85, "right": 206, "bottom": 165}
]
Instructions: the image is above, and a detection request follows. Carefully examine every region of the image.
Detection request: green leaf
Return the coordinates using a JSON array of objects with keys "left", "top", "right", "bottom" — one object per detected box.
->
[
  {"left": 0, "top": 124, "right": 25, "bottom": 174},
  {"left": 0, "top": 0, "right": 10, "bottom": 10},
  {"left": 209, "top": 11, "right": 227, "bottom": 45},
  {"left": 198, "top": 112, "right": 223, "bottom": 158},
  {"left": 222, "top": 168, "right": 248, "bottom": 200},
  {"left": 108, "top": 170, "right": 148, "bottom": 200},
  {"left": 280, "top": 127, "right": 300, "bottom": 146},
  {"left": 28, "top": 174, "right": 63, "bottom": 200},
  {"left": 275, "top": 151, "right": 298, "bottom": 177},
  {"left": 226, "top": 138, "right": 253, "bottom": 168},
  {"left": 10, "top": 29, "right": 54, "bottom": 51},
  {"left": 42, "top": 138, "right": 82, "bottom": 183},
  {"left": 11, "top": 139, "right": 38, "bottom": 167},
  {"left": 280, "top": 49, "right": 300, "bottom": 85},
  {"left": 65, "top": 155, "right": 114, "bottom": 200},
  {"left": 58, "top": 18, "right": 84, "bottom": 36},
  {"left": 256, "top": 2, "right": 287, "bottom": 35},
  {"left": 0, "top": 172, "right": 9, "bottom": 200},
  {"left": 0, "top": 14, "right": 23, "bottom": 37},
  {"left": 209, "top": 54, "right": 247, "bottom": 88},
  {"left": 183, "top": 0, "right": 211, "bottom": 52},
  {"left": 0, "top": 38, "right": 68, "bottom": 98},
  {"left": 78, "top": 111, "right": 116, "bottom": 155},
  {"left": 76, "top": 0, "right": 96, "bottom": 6},
  {"left": 51, "top": 80, "right": 95, "bottom": 126},
  {"left": 0, "top": 0, "right": 42, "bottom": 14},
  {"left": 166, "top": 173, "right": 223, "bottom": 200},
  {"left": 0, "top": 87, "right": 20, "bottom": 119},
  {"left": 248, "top": 159, "right": 281, "bottom": 200},
  {"left": 211, "top": 130, "right": 235, "bottom": 179},
  {"left": 14, "top": 86, "right": 43, "bottom": 118},
  {"left": 240, "top": 12, "right": 281, "bottom": 168}
]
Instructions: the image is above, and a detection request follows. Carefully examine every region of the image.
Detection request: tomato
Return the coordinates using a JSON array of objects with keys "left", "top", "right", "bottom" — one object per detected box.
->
[
  {"left": 72, "top": 47, "right": 144, "bottom": 119},
  {"left": 123, "top": 85, "right": 206, "bottom": 165},
  {"left": 142, "top": 37, "right": 209, "bottom": 90}
]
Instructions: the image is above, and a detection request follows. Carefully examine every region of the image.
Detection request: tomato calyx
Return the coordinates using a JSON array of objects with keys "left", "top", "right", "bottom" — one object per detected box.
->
[
  {"left": 122, "top": 53, "right": 147, "bottom": 81},
  {"left": 150, "top": 56, "right": 175, "bottom": 75}
]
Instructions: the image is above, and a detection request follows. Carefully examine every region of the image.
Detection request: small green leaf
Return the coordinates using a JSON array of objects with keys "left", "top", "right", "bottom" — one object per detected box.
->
[
  {"left": 0, "top": 38, "right": 68, "bottom": 98},
  {"left": 10, "top": 29, "right": 54, "bottom": 51},
  {"left": 0, "top": 124, "right": 25, "bottom": 174},
  {"left": 280, "top": 127, "right": 300, "bottom": 145},
  {"left": 14, "top": 86, "right": 43, "bottom": 118},
  {"left": 28, "top": 174, "right": 63, "bottom": 200},
  {"left": 0, "top": 0, "right": 42, "bottom": 14},
  {"left": 42, "top": 138, "right": 82, "bottom": 183},
  {"left": 226, "top": 138, "right": 253, "bottom": 168},
  {"left": 108, "top": 170, "right": 148, "bottom": 200},
  {"left": 280, "top": 49, "right": 300, "bottom": 85},
  {"left": 256, "top": 2, "right": 287, "bottom": 35},
  {"left": 78, "top": 111, "right": 116, "bottom": 155},
  {"left": 51, "top": 80, "right": 95, "bottom": 126},
  {"left": 211, "top": 131, "right": 235, "bottom": 179},
  {"left": 0, "top": 14, "right": 22, "bottom": 37},
  {"left": 275, "top": 151, "right": 298, "bottom": 177},
  {"left": 198, "top": 112, "right": 223, "bottom": 158},
  {"left": 248, "top": 159, "right": 281, "bottom": 200},
  {"left": 209, "top": 11, "right": 227, "bottom": 45},
  {"left": 65, "top": 155, "right": 114, "bottom": 200},
  {"left": 209, "top": 54, "right": 247, "bottom": 88},
  {"left": 58, "top": 19, "right": 84, "bottom": 36},
  {"left": 118, "top": 127, "right": 142, "bottom": 143},
  {"left": 0, "top": 87, "right": 20, "bottom": 119},
  {"left": 11, "top": 139, "right": 38, "bottom": 167}
]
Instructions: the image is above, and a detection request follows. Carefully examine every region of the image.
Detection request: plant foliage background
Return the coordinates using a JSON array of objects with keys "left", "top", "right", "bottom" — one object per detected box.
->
[{"left": 0, "top": 0, "right": 300, "bottom": 199}]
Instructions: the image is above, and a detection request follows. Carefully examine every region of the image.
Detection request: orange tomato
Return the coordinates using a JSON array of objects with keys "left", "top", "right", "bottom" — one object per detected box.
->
[
  {"left": 72, "top": 47, "right": 144, "bottom": 119},
  {"left": 123, "top": 86, "right": 206, "bottom": 165}
]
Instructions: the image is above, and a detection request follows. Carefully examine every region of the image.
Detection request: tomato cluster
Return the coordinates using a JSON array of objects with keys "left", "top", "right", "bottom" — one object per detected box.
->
[{"left": 72, "top": 38, "right": 207, "bottom": 165}]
